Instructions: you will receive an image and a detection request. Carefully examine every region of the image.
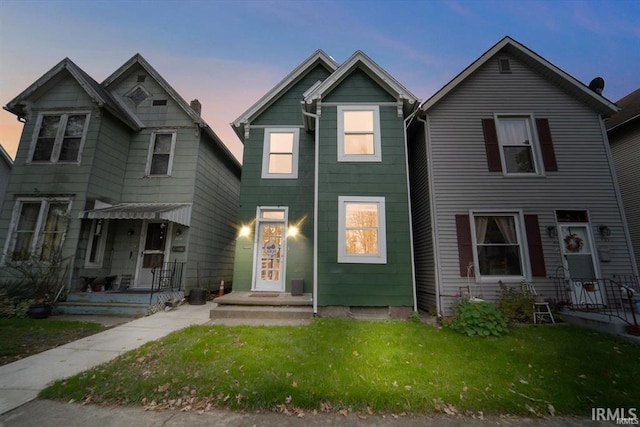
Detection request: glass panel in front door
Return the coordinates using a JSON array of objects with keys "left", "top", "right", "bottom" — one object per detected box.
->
[
  {"left": 255, "top": 222, "right": 284, "bottom": 291},
  {"left": 139, "top": 223, "right": 167, "bottom": 287},
  {"left": 559, "top": 224, "right": 603, "bottom": 306}
]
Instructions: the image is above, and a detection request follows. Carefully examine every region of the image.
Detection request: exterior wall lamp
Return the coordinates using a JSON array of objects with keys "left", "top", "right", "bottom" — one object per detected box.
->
[{"left": 546, "top": 226, "right": 557, "bottom": 238}]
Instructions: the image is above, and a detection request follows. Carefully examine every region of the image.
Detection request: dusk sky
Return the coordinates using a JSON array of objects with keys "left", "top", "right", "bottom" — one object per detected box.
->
[{"left": 1, "top": 0, "right": 639, "bottom": 163}]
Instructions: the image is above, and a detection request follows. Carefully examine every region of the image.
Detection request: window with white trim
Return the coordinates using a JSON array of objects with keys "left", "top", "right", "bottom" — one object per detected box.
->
[
  {"left": 4, "top": 198, "right": 71, "bottom": 262},
  {"left": 495, "top": 115, "right": 540, "bottom": 175},
  {"left": 85, "top": 219, "right": 109, "bottom": 268},
  {"left": 261, "top": 128, "right": 299, "bottom": 179},
  {"left": 471, "top": 212, "right": 526, "bottom": 279},
  {"left": 338, "top": 196, "right": 386, "bottom": 264},
  {"left": 30, "top": 113, "right": 89, "bottom": 163},
  {"left": 146, "top": 131, "right": 176, "bottom": 176},
  {"left": 337, "top": 105, "right": 381, "bottom": 162}
]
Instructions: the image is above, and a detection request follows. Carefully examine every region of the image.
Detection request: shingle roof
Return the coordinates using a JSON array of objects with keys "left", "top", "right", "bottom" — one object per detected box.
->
[{"left": 605, "top": 87, "right": 640, "bottom": 132}]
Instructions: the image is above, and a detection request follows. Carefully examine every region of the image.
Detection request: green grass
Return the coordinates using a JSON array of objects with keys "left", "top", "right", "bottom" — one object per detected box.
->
[
  {"left": 0, "top": 318, "right": 104, "bottom": 365},
  {"left": 40, "top": 319, "right": 639, "bottom": 416}
]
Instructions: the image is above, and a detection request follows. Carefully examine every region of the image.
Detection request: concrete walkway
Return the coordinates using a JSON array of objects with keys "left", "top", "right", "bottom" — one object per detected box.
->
[{"left": 0, "top": 301, "right": 214, "bottom": 415}]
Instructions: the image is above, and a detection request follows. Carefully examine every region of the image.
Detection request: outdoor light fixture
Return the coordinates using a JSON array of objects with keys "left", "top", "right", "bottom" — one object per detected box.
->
[
  {"left": 598, "top": 224, "right": 611, "bottom": 239},
  {"left": 287, "top": 226, "right": 299, "bottom": 237},
  {"left": 239, "top": 225, "right": 251, "bottom": 237},
  {"left": 546, "top": 226, "right": 557, "bottom": 238}
]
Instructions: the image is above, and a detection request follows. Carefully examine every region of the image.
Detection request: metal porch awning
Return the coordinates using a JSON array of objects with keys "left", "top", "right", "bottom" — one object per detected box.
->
[{"left": 80, "top": 203, "right": 192, "bottom": 227}]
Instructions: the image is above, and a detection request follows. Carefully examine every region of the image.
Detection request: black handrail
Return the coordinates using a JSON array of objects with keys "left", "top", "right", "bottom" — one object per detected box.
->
[{"left": 150, "top": 261, "right": 185, "bottom": 305}]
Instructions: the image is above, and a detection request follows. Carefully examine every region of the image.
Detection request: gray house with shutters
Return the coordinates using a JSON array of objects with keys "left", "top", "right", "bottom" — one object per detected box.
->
[
  {"left": 607, "top": 88, "right": 640, "bottom": 270},
  {"left": 408, "top": 36, "right": 638, "bottom": 316},
  {"left": 1, "top": 54, "right": 240, "bottom": 304}
]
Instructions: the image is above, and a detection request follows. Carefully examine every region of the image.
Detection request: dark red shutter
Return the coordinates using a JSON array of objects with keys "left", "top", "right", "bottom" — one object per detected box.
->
[
  {"left": 535, "top": 118, "right": 558, "bottom": 172},
  {"left": 524, "top": 214, "right": 546, "bottom": 277},
  {"left": 482, "top": 118, "right": 502, "bottom": 172},
  {"left": 455, "top": 214, "right": 475, "bottom": 277}
]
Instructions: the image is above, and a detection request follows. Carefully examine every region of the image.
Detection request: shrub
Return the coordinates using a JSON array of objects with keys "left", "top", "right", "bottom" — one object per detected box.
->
[
  {"left": 448, "top": 298, "right": 509, "bottom": 337},
  {"left": 497, "top": 282, "right": 534, "bottom": 324},
  {"left": 0, "top": 280, "right": 34, "bottom": 318}
]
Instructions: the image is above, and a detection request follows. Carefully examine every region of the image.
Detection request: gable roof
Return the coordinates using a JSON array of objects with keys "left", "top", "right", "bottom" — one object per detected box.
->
[
  {"left": 303, "top": 50, "right": 419, "bottom": 117},
  {"left": 0, "top": 144, "right": 13, "bottom": 169},
  {"left": 606, "top": 87, "right": 640, "bottom": 132},
  {"left": 419, "top": 36, "right": 619, "bottom": 117},
  {"left": 232, "top": 50, "right": 339, "bottom": 141},
  {"left": 3, "top": 58, "right": 140, "bottom": 131}
]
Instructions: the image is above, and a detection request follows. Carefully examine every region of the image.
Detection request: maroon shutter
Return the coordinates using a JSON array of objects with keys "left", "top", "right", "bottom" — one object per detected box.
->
[
  {"left": 524, "top": 214, "right": 546, "bottom": 277},
  {"left": 535, "top": 118, "right": 558, "bottom": 172},
  {"left": 455, "top": 214, "right": 475, "bottom": 277},
  {"left": 482, "top": 118, "right": 502, "bottom": 172}
]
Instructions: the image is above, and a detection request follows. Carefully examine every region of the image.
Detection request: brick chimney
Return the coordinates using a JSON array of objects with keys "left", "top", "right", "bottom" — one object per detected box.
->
[{"left": 190, "top": 99, "right": 202, "bottom": 116}]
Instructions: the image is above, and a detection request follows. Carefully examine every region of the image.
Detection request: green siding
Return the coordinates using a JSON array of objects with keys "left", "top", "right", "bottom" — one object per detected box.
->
[
  {"left": 317, "top": 72, "right": 413, "bottom": 307},
  {"left": 232, "top": 65, "right": 330, "bottom": 292}
]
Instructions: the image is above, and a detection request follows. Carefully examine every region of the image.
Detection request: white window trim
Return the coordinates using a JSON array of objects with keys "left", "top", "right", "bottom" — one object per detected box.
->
[
  {"left": 28, "top": 111, "right": 91, "bottom": 164},
  {"left": 84, "top": 219, "right": 109, "bottom": 268},
  {"left": 145, "top": 130, "right": 177, "bottom": 177},
  {"left": 338, "top": 196, "right": 387, "bottom": 264},
  {"left": 251, "top": 206, "right": 289, "bottom": 291},
  {"left": 494, "top": 113, "right": 544, "bottom": 177},
  {"left": 469, "top": 210, "right": 530, "bottom": 283},
  {"left": 337, "top": 105, "right": 382, "bottom": 162},
  {"left": 2, "top": 197, "right": 72, "bottom": 264},
  {"left": 261, "top": 128, "right": 300, "bottom": 179}
]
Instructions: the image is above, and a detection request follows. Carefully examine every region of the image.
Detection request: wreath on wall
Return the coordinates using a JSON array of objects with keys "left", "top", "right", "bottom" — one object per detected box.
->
[{"left": 564, "top": 233, "right": 584, "bottom": 253}]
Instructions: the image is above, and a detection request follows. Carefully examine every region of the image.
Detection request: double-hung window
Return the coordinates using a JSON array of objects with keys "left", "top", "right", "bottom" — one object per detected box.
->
[
  {"left": 337, "top": 105, "right": 381, "bottom": 162},
  {"left": 495, "top": 115, "right": 540, "bottom": 175},
  {"left": 338, "top": 196, "right": 387, "bottom": 264},
  {"left": 471, "top": 212, "right": 525, "bottom": 279},
  {"left": 5, "top": 198, "right": 71, "bottom": 262},
  {"left": 261, "top": 128, "right": 299, "bottom": 179},
  {"left": 30, "top": 113, "right": 89, "bottom": 163},
  {"left": 146, "top": 131, "right": 176, "bottom": 176}
]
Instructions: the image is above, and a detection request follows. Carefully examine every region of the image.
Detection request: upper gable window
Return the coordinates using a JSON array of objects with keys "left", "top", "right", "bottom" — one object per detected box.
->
[
  {"left": 337, "top": 105, "right": 381, "bottom": 162},
  {"left": 30, "top": 113, "right": 89, "bottom": 163},
  {"left": 127, "top": 85, "right": 150, "bottom": 107},
  {"left": 495, "top": 116, "right": 540, "bottom": 175},
  {"left": 146, "top": 131, "right": 176, "bottom": 177},
  {"left": 261, "top": 128, "right": 299, "bottom": 179}
]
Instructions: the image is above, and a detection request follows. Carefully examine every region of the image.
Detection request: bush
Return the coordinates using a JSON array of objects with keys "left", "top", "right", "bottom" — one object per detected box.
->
[
  {"left": 0, "top": 280, "right": 34, "bottom": 318},
  {"left": 497, "top": 282, "right": 534, "bottom": 324},
  {"left": 448, "top": 298, "right": 509, "bottom": 337}
]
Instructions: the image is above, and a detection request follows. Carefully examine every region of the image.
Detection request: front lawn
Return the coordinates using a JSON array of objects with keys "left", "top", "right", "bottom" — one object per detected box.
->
[
  {"left": 40, "top": 319, "right": 639, "bottom": 416},
  {"left": 0, "top": 318, "right": 105, "bottom": 366}
]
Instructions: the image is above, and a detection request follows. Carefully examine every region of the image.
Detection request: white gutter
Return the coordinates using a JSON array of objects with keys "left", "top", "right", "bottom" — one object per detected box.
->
[
  {"left": 599, "top": 115, "right": 639, "bottom": 276},
  {"left": 301, "top": 104, "right": 320, "bottom": 314},
  {"left": 416, "top": 112, "right": 442, "bottom": 316},
  {"left": 403, "top": 110, "right": 419, "bottom": 313}
]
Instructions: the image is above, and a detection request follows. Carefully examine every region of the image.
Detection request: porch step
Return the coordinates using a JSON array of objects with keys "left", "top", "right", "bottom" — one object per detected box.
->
[
  {"left": 57, "top": 301, "right": 149, "bottom": 317},
  {"left": 210, "top": 304, "right": 313, "bottom": 326},
  {"left": 560, "top": 310, "right": 640, "bottom": 342},
  {"left": 214, "top": 292, "right": 313, "bottom": 306}
]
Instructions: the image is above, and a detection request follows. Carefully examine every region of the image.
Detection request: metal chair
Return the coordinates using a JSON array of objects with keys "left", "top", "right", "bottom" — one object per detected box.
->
[{"left": 522, "top": 282, "right": 555, "bottom": 324}]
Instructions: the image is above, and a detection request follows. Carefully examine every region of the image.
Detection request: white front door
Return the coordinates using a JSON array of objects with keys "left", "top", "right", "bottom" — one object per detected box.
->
[
  {"left": 136, "top": 221, "right": 168, "bottom": 288},
  {"left": 558, "top": 223, "right": 604, "bottom": 306},
  {"left": 253, "top": 208, "right": 287, "bottom": 292}
]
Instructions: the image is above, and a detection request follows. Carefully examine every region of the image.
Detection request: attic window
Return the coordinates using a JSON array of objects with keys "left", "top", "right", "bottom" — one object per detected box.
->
[
  {"left": 498, "top": 58, "right": 512, "bottom": 74},
  {"left": 127, "top": 86, "right": 150, "bottom": 107},
  {"left": 137, "top": 75, "right": 146, "bottom": 82},
  {"left": 152, "top": 100, "right": 167, "bottom": 106}
]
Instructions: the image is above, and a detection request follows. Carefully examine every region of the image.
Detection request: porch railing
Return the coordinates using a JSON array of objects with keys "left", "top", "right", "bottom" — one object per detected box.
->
[
  {"left": 150, "top": 261, "right": 185, "bottom": 292},
  {"left": 550, "top": 275, "right": 639, "bottom": 329}
]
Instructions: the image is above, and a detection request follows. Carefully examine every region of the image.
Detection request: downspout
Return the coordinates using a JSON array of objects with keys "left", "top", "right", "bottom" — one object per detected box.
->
[
  {"left": 403, "top": 109, "right": 419, "bottom": 313},
  {"left": 599, "top": 115, "right": 639, "bottom": 276},
  {"left": 301, "top": 104, "right": 320, "bottom": 314},
  {"left": 416, "top": 112, "right": 442, "bottom": 316}
]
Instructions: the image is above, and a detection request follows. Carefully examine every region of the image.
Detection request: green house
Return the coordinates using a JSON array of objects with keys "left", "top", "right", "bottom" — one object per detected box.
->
[
  {"left": 229, "top": 50, "right": 419, "bottom": 317},
  {"left": 1, "top": 55, "right": 240, "bottom": 313}
]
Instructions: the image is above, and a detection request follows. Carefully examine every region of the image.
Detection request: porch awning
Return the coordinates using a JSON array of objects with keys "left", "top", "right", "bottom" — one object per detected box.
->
[{"left": 81, "top": 203, "right": 192, "bottom": 227}]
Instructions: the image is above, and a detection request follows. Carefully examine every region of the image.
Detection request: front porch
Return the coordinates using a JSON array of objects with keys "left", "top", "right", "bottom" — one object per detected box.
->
[
  {"left": 210, "top": 292, "right": 313, "bottom": 325},
  {"left": 57, "top": 289, "right": 185, "bottom": 317}
]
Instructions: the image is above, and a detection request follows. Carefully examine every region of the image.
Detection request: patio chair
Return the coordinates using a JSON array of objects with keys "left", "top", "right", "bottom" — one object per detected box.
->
[{"left": 522, "top": 282, "right": 555, "bottom": 324}]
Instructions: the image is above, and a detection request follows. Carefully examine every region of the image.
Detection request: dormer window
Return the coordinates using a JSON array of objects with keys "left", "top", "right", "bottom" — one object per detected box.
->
[{"left": 30, "top": 112, "right": 89, "bottom": 163}]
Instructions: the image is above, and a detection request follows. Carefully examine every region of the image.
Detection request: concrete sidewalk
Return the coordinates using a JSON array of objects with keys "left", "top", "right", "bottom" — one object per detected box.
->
[{"left": 0, "top": 302, "right": 214, "bottom": 415}]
